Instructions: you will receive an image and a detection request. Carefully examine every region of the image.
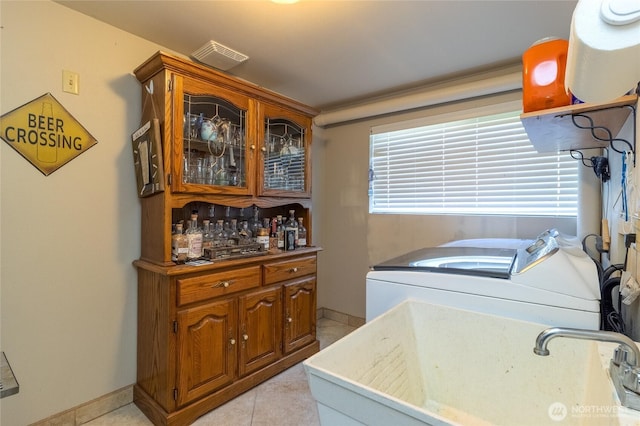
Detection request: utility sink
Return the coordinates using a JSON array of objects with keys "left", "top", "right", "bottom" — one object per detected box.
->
[{"left": 304, "top": 300, "right": 640, "bottom": 425}]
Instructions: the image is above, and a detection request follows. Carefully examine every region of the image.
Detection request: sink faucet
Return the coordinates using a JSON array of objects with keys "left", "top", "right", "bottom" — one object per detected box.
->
[
  {"left": 533, "top": 326, "right": 640, "bottom": 411},
  {"left": 533, "top": 327, "right": 640, "bottom": 365}
]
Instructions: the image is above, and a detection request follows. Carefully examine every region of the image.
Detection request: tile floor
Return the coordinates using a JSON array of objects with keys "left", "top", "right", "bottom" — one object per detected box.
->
[{"left": 84, "top": 318, "right": 356, "bottom": 426}]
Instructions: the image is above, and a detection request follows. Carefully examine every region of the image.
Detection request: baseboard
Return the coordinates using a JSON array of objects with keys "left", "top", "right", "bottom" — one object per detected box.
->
[
  {"left": 34, "top": 308, "right": 363, "bottom": 425},
  {"left": 317, "top": 307, "right": 365, "bottom": 328},
  {"left": 30, "top": 385, "right": 133, "bottom": 425}
]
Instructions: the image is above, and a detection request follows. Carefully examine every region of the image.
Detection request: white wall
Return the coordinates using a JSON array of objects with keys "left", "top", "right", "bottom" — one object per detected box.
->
[{"left": 0, "top": 2, "right": 164, "bottom": 424}]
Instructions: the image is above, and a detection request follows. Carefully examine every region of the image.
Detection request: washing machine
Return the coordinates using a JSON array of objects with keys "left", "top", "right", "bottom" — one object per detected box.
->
[{"left": 366, "top": 229, "right": 601, "bottom": 329}]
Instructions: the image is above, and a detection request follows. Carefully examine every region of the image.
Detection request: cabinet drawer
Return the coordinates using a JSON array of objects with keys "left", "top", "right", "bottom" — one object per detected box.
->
[
  {"left": 263, "top": 255, "right": 317, "bottom": 285},
  {"left": 177, "top": 266, "right": 261, "bottom": 306}
]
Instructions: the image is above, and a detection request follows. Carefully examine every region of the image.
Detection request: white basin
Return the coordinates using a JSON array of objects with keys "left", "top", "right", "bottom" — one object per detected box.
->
[{"left": 304, "top": 300, "right": 640, "bottom": 425}]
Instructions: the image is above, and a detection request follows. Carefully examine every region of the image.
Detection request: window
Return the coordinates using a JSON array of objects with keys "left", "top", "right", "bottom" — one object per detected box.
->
[{"left": 369, "top": 108, "right": 578, "bottom": 217}]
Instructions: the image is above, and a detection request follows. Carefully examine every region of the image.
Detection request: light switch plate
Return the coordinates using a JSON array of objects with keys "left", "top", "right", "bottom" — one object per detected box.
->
[{"left": 62, "top": 70, "right": 79, "bottom": 95}]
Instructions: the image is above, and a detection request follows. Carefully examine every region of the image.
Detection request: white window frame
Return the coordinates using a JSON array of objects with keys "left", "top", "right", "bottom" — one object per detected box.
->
[{"left": 369, "top": 100, "right": 578, "bottom": 217}]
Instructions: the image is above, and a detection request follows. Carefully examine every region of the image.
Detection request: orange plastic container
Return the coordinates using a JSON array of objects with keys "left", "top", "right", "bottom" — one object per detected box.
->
[{"left": 522, "top": 38, "right": 571, "bottom": 113}]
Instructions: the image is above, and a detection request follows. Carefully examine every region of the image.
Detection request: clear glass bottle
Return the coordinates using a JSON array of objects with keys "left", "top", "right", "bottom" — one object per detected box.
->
[
  {"left": 185, "top": 211, "right": 204, "bottom": 260},
  {"left": 284, "top": 210, "right": 298, "bottom": 251},
  {"left": 202, "top": 219, "right": 213, "bottom": 254},
  {"left": 297, "top": 217, "right": 307, "bottom": 247},
  {"left": 223, "top": 206, "right": 232, "bottom": 229},
  {"left": 171, "top": 223, "right": 188, "bottom": 264},
  {"left": 226, "top": 218, "right": 239, "bottom": 245},
  {"left": 213, "top": 220, "right": 226, "bottom": 247},
  {"left": 238, "top": 221, "right": 252, "bottom": 245}
]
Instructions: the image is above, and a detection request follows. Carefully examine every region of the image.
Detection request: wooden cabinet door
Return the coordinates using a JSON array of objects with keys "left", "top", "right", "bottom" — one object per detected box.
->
[
  {"left": 176, "top": 298, "right": 237, "bottom": 406},
  {"left": 257, "top": 103, "right": 312, "bottom": 198},
  {"left": 283, "top": 277, "right": 316, "bottom": 354},
  {"left": 171, "top": 75, "right": 256, "bottom": 196},
  {"left": 238, "top": 286, "right": 282, "bottom": 377}
]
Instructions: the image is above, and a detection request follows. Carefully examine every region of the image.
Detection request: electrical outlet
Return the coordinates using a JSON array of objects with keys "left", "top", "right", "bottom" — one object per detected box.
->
[{"left": 62, "top": 70, "right": 79, "bottom": 95}]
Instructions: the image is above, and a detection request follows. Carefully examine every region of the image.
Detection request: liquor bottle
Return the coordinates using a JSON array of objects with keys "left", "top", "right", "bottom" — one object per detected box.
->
[
  {"left": 284, "top": 210, "right": 298, "bottom": 251},
  {"left": 227, "top": 218, "right": 239, "bottom": 245},
  {"left": 171, "top": 223, "right": 188, "bottom": 264},
  {"left": 202, "top": 219, "right": 213, "bottom": 253},
  {"left": 185, "top": 211, "right": 204, "bottom": 260},
  {"left": 297, "top": 217, "right": 307, "bottom": 247},
  {"left": 213, "top": 220, "right": 226, "bottom": 247},
  {"left": 249, "top": 206, "right": 261, "bottom": 239},
  {"left": 269, "top": 217, "right": 279, "bottom": 252},
  {"left": 223, "top": 206, "right": 232, "bottom": 228},
  {"left": 239, "top": 221, "right": 252, "bottom": 245},
  {"left": 276, "top": 215, "right": 285, "bottom": 250},
  {"left": 256, "top": 228, "right": 270, "bottom": 251}
]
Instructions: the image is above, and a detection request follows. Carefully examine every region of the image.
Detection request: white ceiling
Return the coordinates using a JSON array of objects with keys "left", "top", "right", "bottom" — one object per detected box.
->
[{"left": 55, "top": 0, "right": 578, "bottom": 111}]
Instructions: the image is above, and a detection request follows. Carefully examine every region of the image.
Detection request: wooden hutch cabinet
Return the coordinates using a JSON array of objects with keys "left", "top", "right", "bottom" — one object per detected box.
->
[{"left": 132, "top": 51, "right": 320, "bottom": 426}]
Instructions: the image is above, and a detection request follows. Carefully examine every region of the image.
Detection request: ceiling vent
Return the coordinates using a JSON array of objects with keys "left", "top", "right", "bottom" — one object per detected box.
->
[{"left": 191, "top": 40, "right": 249, "bottom": 71}]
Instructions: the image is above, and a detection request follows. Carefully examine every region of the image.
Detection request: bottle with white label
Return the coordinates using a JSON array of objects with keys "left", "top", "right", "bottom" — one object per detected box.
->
[
  {"left": 297, "top": 217, "right": 307, "bottom": 247},
  {"left": 276, "top": 215, "right": 285, "bottom": 250},
  {"left": 256, "top": 228, "right": 270, "bottom": 251},
  {"left": 185, "top": 211, "right": 204, "bottom": 260},
  {"left": 171, "top": 223, "right": 188, "bottom": 264}
]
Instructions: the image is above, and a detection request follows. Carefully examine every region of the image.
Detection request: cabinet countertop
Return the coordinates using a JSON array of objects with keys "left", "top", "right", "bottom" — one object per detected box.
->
[{"left": 134, "top": 246, "right": 322, "bottom": 276}]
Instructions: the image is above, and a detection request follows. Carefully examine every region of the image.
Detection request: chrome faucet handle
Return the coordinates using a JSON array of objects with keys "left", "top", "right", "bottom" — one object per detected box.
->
[
  {"left": 623, "top": 365, "right": 640, "bottom": 393},
  {"left": 614, "top": 345, "right": 634, "bottom": 366}
]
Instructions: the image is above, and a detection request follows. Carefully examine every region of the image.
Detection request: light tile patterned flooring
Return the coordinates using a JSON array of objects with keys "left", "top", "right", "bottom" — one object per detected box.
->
[{"left": 84, "top": 318, "right": 356, "bottom": 426}]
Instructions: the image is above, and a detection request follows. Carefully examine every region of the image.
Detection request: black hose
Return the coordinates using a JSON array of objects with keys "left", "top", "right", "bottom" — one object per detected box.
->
[
  {"left": 602, "top": 264, "right": 624, "bottom": 285},
  {"left": 601, "top": 276, "right": 623, "bottom": 332}
]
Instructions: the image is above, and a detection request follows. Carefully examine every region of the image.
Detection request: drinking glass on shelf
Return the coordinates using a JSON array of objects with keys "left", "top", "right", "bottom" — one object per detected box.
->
[{"left": 215, "top": 157, "right": 228, "bottom": 186}]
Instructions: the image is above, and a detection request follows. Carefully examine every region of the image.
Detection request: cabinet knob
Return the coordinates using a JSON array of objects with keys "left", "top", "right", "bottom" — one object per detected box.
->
[
  {"left": 287, "top": 317, "right": 292, "bottom": 323},
  {"left": 229, "top": 338, "right": 236, "bottom": 345},
  {"left": 261, "top": 146, "right": 267, "bottom": 153},
  {"left": 243, "top": 334, "right": 249, "bottom": 341},
  {"left": 289, "top": 267, "right": 298, "bottom": 273},
  {"left": 250, "top": 144, "right": 256, "bottom": 150},
  {"left": 214, "top": 281, "right": 231, "bottom": 288}
]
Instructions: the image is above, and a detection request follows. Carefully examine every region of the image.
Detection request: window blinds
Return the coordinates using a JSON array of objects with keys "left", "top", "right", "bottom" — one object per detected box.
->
[{"left": 369, "top": 110, "right": 578, "bottom": 216}]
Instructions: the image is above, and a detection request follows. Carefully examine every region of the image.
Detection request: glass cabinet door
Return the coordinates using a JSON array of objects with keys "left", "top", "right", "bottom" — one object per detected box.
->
[
  {"left": 176, "top": 78, "right": 252, "bottom": 195},
  {"left": 260, "top": 106, "right": 311, "bottom": 197}
]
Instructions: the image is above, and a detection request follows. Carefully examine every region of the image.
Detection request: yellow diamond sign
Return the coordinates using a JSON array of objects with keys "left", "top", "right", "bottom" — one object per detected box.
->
[{"left": 1, "top": 93, "right": 97, "bottom": 176}]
